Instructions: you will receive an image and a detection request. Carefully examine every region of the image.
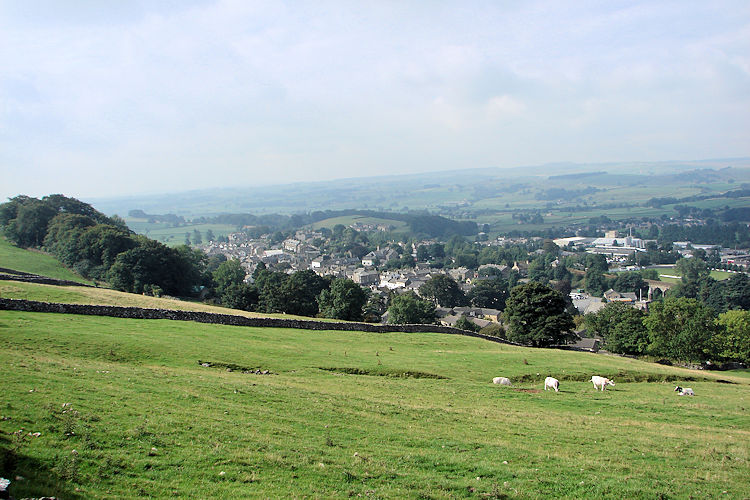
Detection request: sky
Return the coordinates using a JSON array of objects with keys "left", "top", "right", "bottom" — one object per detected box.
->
[{"left": 1, "top": 0, "right": 749, "bottom": 201}]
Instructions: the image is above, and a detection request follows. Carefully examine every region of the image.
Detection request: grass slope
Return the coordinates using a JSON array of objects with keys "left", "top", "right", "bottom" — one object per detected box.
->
[
  {"left": 0, "top": 281, "right": 343, "bottom": 322},
  {"left": 0, "top": 237, "right": 93, "bottom": 285},
  {"left": 1, "top": 311, "right": 748, "bottom": 499}
]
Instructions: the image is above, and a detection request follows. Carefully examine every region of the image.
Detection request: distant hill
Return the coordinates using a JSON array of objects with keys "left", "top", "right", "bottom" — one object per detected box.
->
[{"left": 87, "top": 158, "right": 750, "bottom": 218}]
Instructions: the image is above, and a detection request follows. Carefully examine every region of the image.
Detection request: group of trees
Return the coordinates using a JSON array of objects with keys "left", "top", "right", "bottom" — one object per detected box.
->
[
  {"left": 586, "top": 298, "right": 750, "bottom": 364},
  {"left": 210, "top": 262, "right": 372, "bottom": 321},
  {"left": 0, "top": 195, "right": 208, "bottom": 296},
  {"left": 584, "top": 256, "right": 750, "bottom": 364}
]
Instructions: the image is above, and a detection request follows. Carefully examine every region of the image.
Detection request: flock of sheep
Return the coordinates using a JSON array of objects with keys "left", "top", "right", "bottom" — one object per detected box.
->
[{"left": 491, "top": 375, "right": 696, "bottom": 396}]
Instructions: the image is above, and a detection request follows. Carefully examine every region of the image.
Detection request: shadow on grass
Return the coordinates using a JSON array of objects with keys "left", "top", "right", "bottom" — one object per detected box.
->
[{"left": 0, "top": 435, "right": 84, "bottom": 500}]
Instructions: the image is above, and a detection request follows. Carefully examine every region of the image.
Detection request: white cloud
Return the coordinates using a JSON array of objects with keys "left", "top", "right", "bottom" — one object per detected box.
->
[{"left": 0, "top": 0, "right": 748, "bottom": 200}]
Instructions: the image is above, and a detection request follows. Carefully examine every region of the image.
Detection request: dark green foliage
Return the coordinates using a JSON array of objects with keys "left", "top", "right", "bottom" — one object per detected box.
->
[
  {"left": 418, "top": 274, "right": 467, "bottom": 308},
  {"left": 674, "top": 257, "right": 710, "bottom": 283},
  {"left": 585, "top": 268, "right": 608, "bottom": 297},
  {"left": 105, "top": 238, "right": 202, "bottom": 296},
  {"left": 454, "top": 316, "right": 480, "bottom": 332},
  {"left": 724, "top": 273, "right": 750, "bottom": 311},
  {"left": 317, "top": 278, "right": 369, "bottom": 321},
  {"left": 714, "top": 310, "right": 750, "bottom": 364},
  {"left": 585, "top": 302, "right": 649, "bottom": 355},
  {"left": 254, "top": 269, "right": 290, "bottom": 313},
  {"left": 478, "top": 323, "right": 506, "bottom": 338},
  {"left": 254, "top": 269, "right": 329, "bottom": 316},
  {"left": 613, "top": 272, "right": 648, "bottom": 298},
  {"left": 387, "top": 291, "right": 436, "bottom": 324},
  {"left": 2, "top": 197, "right": 58, "bottom": 247},
  {"left": 504, "top": 282, "right": 575, "bottom": 347},
  {"left": 467, "top": 278, "right": 509, "bottom": 310},
  {"left": 362, "top": 293, "right": 386, "bottom": 323},
  {"left": 643, "top": 297, "right": 718, "bottom": 362},
  {"left": 281, "top": 270, "right": 329, "bottom": 317},
  {"left": 0, "top": 194, "right": 125, "bottom": 248},
  {"left": 220, "top": 283, "right": 259, "bottom": 311},
  {"left": 213, "top": 259, "right": 247, "bottom": 291}
]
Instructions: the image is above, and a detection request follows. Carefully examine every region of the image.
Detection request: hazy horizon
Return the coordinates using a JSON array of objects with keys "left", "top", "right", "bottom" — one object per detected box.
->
[{"left": 2, "top": 1, "right": 749, "bottom": 201}]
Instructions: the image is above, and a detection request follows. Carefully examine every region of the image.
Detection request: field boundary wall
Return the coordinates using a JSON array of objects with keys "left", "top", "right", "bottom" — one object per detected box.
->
[{"left": 0, "top": 298, "right": 518, "bottom": 345}]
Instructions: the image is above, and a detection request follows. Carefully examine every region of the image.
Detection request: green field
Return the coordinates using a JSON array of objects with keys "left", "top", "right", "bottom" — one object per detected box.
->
[
  {"left": 2, "top": 309, "right": 748, "bottom": 498},
  {"left": 648, "top": 266, "right": 739, "bottom": 283},
  {"left": 124, "top": 219, "right": 237, "bottom": 247},
  {"left": 311, "top": 215, "right": 409, "bottom": 233},
  {"left": 0, "top": 237, "right": 93, "bottom": 285}
]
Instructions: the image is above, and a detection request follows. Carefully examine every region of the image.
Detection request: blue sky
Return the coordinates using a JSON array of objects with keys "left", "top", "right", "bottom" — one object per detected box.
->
[{"left": 1, "top": 0, "right": 748, "bottom": 200}]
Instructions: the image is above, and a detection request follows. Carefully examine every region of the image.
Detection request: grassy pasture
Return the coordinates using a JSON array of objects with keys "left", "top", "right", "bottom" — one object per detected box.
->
[
  {"left": 124, "top": 219, "right": 237, "bottom": 247},
  {"left": 0, "top": 237, "right": 92, "bottom": 285},
  {"left": 646, "top": 266, "right": 738, "bottom": 283},
  {"left": 1, "top": 311, "right": 748, "bottom": 499},
  {"left": 311, "top": 215, "right": 409, "bottom": 233}
]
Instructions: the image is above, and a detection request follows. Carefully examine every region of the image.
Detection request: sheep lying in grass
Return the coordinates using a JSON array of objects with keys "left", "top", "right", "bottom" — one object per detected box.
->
[
  {"left": 492, "top": 377, "right": 512, "bottom": 386},
  {"left": 674, "top": 386, "right": 695, "bottom": 396}
]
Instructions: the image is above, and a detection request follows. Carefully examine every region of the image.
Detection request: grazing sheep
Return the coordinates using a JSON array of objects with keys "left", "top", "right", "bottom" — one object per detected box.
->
[
  {"left": 492, "top": 377, "right": 512, "bottom": 386},
  {"left": 674, "top": 386, "right": 695, "bottom": 396},
  {"left": 590, "top": 375, "right": 615, "bottom": 391},
  {"left": 544, "top": 377, "right": 559, "bottom": 392}
]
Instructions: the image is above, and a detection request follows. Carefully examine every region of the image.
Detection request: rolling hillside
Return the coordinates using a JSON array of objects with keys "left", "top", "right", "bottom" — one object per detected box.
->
[
  {"left": 0, "top": 237, "right": 93, "bottom": 285},
  {"left": 1, "top": 235, "right": 748, "bottom": 498},
  {"left": 1, "top": 305, "right": 748, "bottom": 498}
]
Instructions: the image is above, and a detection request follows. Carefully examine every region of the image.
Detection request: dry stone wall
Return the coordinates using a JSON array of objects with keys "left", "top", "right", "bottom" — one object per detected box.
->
[
  {"left": 0, "top": 269, "right": 93, "bottom": 288},
  {"left": 0, "top": 298, "right": 517, "bottom": 345}
]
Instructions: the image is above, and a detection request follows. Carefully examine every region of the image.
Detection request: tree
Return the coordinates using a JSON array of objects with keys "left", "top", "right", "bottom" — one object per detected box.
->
[
  {"left": 363, "top": 293, "right": 386, "bottom": 323},
  {"left": 418, "top": 274, "right": 466, "bottom": 307},
  {"left": 503, "top": 282, "right": 575, "bottom": 347},
  {"left": 724, "top": 274, "right": 750, "bottom": 311},
  {"left": 713, "top": 310, "right": 750, "bottom": 364},
  {"left": 585, "top": 302, "right": 649, "bottom": 355},
  {"left": 254, "top": 269, "right": 289, "bottom": 313},
  {"left": 613, "top": 272, "right": 648, "bottom": 298},
  {"left": 585, "top": 268, "right": 608, "bottom": 297},
  {"left": 213, "top": 259, "right": 247, "bottom": 292},
  {"left": 191, "top": 229, "right": 202, "bottom": 245},
  {"left": 455, "top": 316, "right": 480, "bottom": 332},
  {"left": 317, "top": 278, "right": 369, "bottom": 321},
  {"left": 643, "top": 297, "right": 718, "bottom": 362},
  {"left": 205, "top": 229, "right": 215, "bottom": 242},
  {"left": 674, "top": 257, "right": 709, "bottom": 283},
  {"left": 467, "top": 278, "right": 509, "bottom": 310},
  {"left": 278, "top": 270, "right": 329, "bottom": 317},
  {"left": 2, "top": 197, "right": 57, "bottom": 247},
  {"left": 220, "top": 283, "right": 259, "bottom": 311},
  {"left": 106, "top": 238, "right": 203, "bottom": 296},
  {"left": 387, "top": 291, "right": 436, "bottom": 324}
]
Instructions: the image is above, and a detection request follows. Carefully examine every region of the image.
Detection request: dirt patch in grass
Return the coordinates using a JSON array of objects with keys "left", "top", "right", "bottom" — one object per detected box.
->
[
  {"left": 198, "top": 360, "right": 273, "bottom": 374},
  {"left": 319, "top": 367, "right": 447, "bottom": 379}
]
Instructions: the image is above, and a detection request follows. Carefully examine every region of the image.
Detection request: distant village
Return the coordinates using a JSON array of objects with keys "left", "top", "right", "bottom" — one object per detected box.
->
[{"left": 201, "top": 223, "right": 749, "bottom": 333}]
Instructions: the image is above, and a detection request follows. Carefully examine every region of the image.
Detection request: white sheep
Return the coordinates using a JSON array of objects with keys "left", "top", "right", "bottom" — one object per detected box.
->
[
  {"left": 544, "top": 377, "right": 559, "bottom": 392},
  {"left": 492, "top": 377, "right": 512, "bottom": 386},
  {"left": 590, "top": 375, "right": 615, "bottom": 391},
  {"left": 674, "top": 386, "right": 695, "bottom": 396}
]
